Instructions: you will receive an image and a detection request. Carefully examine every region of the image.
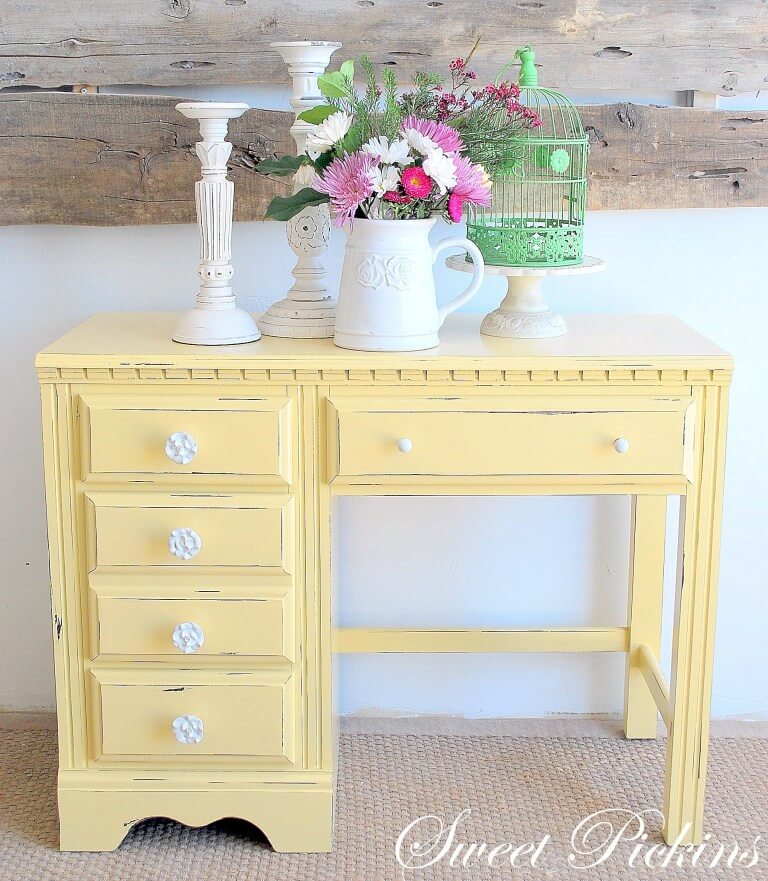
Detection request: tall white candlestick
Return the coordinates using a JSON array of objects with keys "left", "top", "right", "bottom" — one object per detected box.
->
[
  {"left": 258, "top": 41, "right": 341, "bottom": 339},
  {"left": 173, "top": 102, "right": 260, "bottom": 346}
]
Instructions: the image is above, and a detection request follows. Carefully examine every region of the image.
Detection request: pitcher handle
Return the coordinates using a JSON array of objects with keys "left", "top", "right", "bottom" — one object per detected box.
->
[{"left": 432, "top": 238, "right": 485, "bottom": 326}]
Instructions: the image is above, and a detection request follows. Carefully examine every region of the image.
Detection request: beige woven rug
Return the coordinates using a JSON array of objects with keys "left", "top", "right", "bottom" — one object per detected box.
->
[{"left": 1, "top": 722, "right": 766, "bottom": 880}]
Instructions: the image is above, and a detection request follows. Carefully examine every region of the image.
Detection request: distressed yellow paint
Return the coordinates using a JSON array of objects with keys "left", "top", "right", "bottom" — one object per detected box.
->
[
  {"left": 623, "top": 495, "right": 668, "bottom": 739},
  {"left": 638, "top": 643, "right": 673, "bottom": 729},
  {"left": 334, "top": 627, "right": 629, "bottom": 654},
  {"left": 36, "top": 313, "right": 731, "bottom": 851}
]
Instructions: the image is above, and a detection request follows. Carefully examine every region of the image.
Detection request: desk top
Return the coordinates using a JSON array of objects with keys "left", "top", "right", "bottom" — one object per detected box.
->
[{"left": 37, "top": 312, "right": 732, "bottom": 378}]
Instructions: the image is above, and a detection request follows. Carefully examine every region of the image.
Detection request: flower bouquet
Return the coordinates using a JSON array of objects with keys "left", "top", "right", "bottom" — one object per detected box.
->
[
  {"left": 257, "top": 47, "right": 543, "bottom": 351},
  {"left": 259, "top": 48, "right": 541, "bottom": 225}
]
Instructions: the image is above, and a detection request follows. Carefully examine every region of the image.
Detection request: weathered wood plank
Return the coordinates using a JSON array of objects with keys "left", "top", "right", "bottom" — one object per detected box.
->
[
  {"left": 581, "top": 103, "right": 768, "bottom": 210},
  {"left": 1, "top": 0, "right": 766, "bottom": 94},
  {"left": 0, "top": 94, "right": 765, "bottom": 226},
  {"left": 0, "top": 93, "right": 293, "bottom": 225}
]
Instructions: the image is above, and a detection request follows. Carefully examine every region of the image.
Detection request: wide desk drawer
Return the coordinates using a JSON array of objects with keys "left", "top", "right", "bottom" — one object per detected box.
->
[
  {"left": 91, "top": 670, "right": 294, "bottom": 762},
  {"left": 85, "top": 492, "right": 292, "bottom": 570},
  {"left": 92, "top": 595, "right": 291, "bottom": 661},
  {"left": 329, "top": 396, "right": 693, "bottom": 479},
  {"left": 79, "top": 393, "right": 292, "bottom": 481}
]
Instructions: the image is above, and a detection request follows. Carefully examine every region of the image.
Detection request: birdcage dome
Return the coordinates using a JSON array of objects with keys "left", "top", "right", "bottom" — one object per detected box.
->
[{"left": 467, "top": 47, "right": 588, "bottom": 267}]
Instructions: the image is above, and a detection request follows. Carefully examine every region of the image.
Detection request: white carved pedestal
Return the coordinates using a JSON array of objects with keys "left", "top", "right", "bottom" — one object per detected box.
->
[
  {"left": 173, "top": 102, "right": 260, "bottom": 346},
  {"left": 446, "top": 255, "right": 605, "bottom": 339},
  {"left": 258, "top": 41, "right": 341, "bottom": 339}
]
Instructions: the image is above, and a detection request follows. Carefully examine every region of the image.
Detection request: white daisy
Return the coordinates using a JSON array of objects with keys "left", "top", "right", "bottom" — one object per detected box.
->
[
  {"left": 422, "top": 147, "right": 457, "bottom": 194},
  {"left": 363, "top": 136, "right": 412, "bottom": 165},
  {"left": 368, "top": 164, "right": 401, "bottom": 196},
  {"left": 402, "top": 127, "right": 439, "bottom": 156},
  {"left": 305, "top": 110, "right": 353, "bottom": 155},
  {"left": 294, "top": 163, "right": 316, "bottom": 188}
]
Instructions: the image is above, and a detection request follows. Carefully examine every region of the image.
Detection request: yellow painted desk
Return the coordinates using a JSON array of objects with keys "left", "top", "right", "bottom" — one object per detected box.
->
[{"left": 36, "top": 312, "right": 732, "bottom": 852}]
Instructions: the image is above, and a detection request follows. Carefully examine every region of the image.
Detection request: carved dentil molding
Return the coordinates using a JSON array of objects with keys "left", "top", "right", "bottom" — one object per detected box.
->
[{"left": 38, "top": 366, "right": 733, "bottom": 385}]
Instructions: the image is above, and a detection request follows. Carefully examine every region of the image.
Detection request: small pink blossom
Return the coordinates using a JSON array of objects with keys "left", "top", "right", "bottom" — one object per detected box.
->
[
  {"left": 447, "top": 193, "right": 465, "bottom": 222},
  {"left": 383, "top": 191, "right": 412, "bottom": 204},
  {"left": 401, "top": 165, "right": 433, "bottom": 199},
  {"left": 400, "top": 115, "right": 464, "bottom": 154},
  {"left": 313, "top": 152, "right": 376, "bottom": 226}
]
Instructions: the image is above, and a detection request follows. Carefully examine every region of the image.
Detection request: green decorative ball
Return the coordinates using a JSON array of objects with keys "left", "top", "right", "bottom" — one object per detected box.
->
[{"left": 549, "top": 148, "right": 570, "bottom": 173}]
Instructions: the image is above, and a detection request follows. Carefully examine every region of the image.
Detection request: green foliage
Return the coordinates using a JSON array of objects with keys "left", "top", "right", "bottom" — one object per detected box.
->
[
  {"left": 255, "top": 154, "right": 311, "bottom": 176},
  {"left": 317, "top": 70, "right": 353, "bottom": 99},
  {"left": 296, "top": 104, "right": 337, "bottom": 125},
  {"left": 313, "top": 150, "right": 336, "bottom": 174},
  {"left": 265, "top": 187, "right": 329, "bottom": 221},
  {"left": 381, "top": 67, "right": 402, "bottom": 138},
  {"left": 339, "top": 59, "right": 355, "bottom": 82}
]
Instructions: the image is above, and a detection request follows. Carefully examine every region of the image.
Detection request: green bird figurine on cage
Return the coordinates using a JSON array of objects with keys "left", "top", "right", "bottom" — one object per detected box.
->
[{"left": 467, "top": 46, "right": 588, "bottom": 267}]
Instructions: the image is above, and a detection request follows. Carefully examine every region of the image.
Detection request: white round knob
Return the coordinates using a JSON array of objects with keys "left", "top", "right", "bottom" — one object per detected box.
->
[
  {"left": 172, "top": 714, "right": 204, "bottom": 744},
  {"left": 168, "top": 527, "right": 202, "bottom": 560},
  {"left": 397, "top": 437, "right": 413, "bottom": 453},
  {"left": 172, "top": 622, "right": 205, "bottom": 654},
  {"left": 614, "top": 437, "right": 631, "bottom": 454},
  {"left": 165, "top": 431, "right": 198, "bottom": 465}
]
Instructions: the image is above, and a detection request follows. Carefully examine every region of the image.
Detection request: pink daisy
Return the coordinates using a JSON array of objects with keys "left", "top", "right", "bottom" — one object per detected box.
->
[
  {"left": 313, "top": 152, "right": 376, "bottom": 226},
  {"left": 451, "top": 156, "right": 493, "bottom": 208},
  {"left": 401, "top": 165, "right": 433, "bottom": 199},
  {"left": 383, "top": 191, "right": 412, "bottom": 204},
  {"left": 400, "top": 116, "right": 464, "bottom": 155}
]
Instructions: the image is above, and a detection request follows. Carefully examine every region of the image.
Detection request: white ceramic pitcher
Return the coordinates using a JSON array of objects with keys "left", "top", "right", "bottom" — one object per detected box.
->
[{"left": 333, "top": 218, "right": 485, "bottom": 351}]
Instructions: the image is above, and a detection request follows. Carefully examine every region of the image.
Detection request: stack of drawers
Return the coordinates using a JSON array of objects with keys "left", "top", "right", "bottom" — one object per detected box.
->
[{"left": 77, "top": 391, "right": 299, "bottom": 767}]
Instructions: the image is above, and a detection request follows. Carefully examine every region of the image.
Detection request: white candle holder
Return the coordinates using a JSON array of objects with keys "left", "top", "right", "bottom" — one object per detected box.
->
[
  {"left": 173, "top": 102, "right": 260, "bottom": 346},
  {"left": 446, "top": 255, "right": 606, "bottom": 339},
  {"left": 258, "top": 41, "right": 341, "bottom": 339}
]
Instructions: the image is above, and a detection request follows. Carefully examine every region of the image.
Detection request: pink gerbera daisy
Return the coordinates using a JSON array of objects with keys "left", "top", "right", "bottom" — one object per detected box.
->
[
  {"left": 401, "top": 165, "right": 433, "bottom": 199},
  {"left": 400, "top": 115, "right": 464, "bottom": 155},
  {"left": 451, "top": 156, "right": 493, "bottom": 208},
  {"left": 313, "top": 152, "right": 376, "bottom": 226}
]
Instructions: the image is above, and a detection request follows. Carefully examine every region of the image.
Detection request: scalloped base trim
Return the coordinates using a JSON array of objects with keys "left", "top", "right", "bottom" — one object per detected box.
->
[{"left": 58, "top": 778, "right": 333, "bottom": 853}]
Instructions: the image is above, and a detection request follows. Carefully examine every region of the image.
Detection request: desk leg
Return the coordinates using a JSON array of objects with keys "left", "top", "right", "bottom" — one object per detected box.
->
[
  {"left": 664, "top": 385, "right": 728, "bottom": 845},
  {"left": 623, "top": 495, "right": 667, "bottom": 739}
]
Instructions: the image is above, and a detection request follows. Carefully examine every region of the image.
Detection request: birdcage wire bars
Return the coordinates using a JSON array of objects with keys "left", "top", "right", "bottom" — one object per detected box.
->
[{"left": 467, "top": 48, "right": 588, "bottom": 268}]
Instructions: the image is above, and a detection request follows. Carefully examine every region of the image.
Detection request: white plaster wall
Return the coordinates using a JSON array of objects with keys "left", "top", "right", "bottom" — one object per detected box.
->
[{"left": 0, "top": 86, "right": 765, "bottom": 718}]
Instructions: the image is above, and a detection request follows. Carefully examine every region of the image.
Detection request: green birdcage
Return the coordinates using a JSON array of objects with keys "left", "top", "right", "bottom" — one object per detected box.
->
[{"left": 467, "top": 46, "right": 588, "bottom": 267}]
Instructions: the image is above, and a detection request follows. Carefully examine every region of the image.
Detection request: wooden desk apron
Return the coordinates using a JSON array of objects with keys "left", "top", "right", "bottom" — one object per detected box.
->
[{"left": 36, "top": 312, "right": 732, "bottom": 853}]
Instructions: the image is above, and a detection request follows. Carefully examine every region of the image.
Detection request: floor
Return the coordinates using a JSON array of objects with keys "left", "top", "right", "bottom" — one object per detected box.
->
[{"left": 0, "top": 718, "right": 765, "bottom": 880}]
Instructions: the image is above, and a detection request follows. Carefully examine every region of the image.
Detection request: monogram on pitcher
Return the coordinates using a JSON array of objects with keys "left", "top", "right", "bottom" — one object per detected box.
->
[{"left": 258, "top": 49, "right": 544, "bottom": 350}]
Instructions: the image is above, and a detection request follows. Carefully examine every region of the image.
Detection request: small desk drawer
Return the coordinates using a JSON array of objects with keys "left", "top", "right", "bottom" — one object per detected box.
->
[
  {"left": 93, "top": 595, "right": 291, "bottom": 661},
  {"left": 86, "top": 493, "right": 291, "bottom": 570},
  {"left": 92, "top": 670, "right": 294, "bottom": 762},
  {"left": 79, "top": 393, "right": 292, "bottom": 481},
  {"left": 329, "top": 397, "right": 693, "bottom": 479}
]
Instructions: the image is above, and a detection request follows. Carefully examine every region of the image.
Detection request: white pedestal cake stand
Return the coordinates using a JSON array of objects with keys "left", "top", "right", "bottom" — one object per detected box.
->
[{"left": 446, "top": 255, "right": 605, "bottom": 339}]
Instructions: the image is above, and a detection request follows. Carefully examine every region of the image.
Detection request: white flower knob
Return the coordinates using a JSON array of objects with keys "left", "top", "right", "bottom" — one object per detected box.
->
[
  {"left": 397, "top": 437, "right": 413, "bottom": 453},
  {"left": 172, "top": 714, "right": 204, "bottom": 744},
  {"left": 614, "top": 437, "right": 631, "bottom": 454},
  {"left": 168, "top": 527, "right": 202, "bottom": 560},
  {"left": 172, "top": 622, "right": 205, "bottom": 654},
  {"left": 165, "top": 431, "right": 198, "bottom": 465}
]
